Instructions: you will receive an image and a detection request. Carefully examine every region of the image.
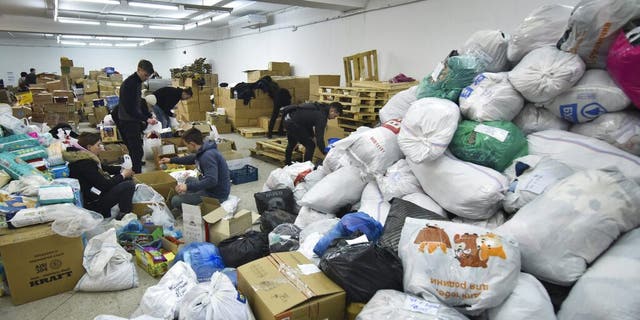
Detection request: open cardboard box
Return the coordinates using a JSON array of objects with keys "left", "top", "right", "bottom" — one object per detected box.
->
[{"left": 182, "top": 197, "right": 252, "bottom": 245}]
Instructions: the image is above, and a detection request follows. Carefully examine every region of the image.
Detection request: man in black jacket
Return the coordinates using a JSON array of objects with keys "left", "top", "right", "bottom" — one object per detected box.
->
[
  {"left": 117, "top": 59, "right": 157, "bottom": 173},
  {"left": 63, "top": 132, "right": 135, "bottom": 219},
  {"left": 283, "top": 102, "right": 343, "bottom": 165},
  {"left": 150, "top": 86, "right": 193, "bottom": 137},
  {"left": 25, "top": 68, "right": 37, "bottom": 85}
]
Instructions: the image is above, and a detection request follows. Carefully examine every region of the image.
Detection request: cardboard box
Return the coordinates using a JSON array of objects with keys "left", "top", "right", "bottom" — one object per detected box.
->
[
  {"left": 94, "top": 106, "right": 109, "bottom": 124},
  {"left": 109, "top": 74, "right": 123, "bottom": 82},
  {"left": 245, "top": 69, "right": 290, "bottom": 82},
  {"left": 134, "top": 237, "right": 178, "bottom": 277},
  {"left": 12, "top": 106, "right": 32, "bottom": 119},
  {"left": 99, "top": 85, "right": 116, "bottom": 96},
  {"left": 268, "top": 61, "right": 291, "bottom": 74},
  {"left": 45, "top": 112, "right": 78, "bottom": 124},
  {"left": 220, "top": 150, "right": 245, "bottom": 161},
  {"left": 0, "top": 223, "right": 84, "bottom": 305},
  {"left": 52, "top": 90, "right": 74, "bottom": 102},
  {"left": 84, "top": 80, "right": 98, "bottom": 93},
  {"left": 29, "top": 86, "right": 48, "bottom": 94},
  {"left": 100, "top": 125, "right": 119, "bottom": 142},
  {"left": 46, "top": 80, "right": 65, "bottom": 92},
  {"left": 69, "top": 67, "right": 84, "bottom": 80},
  {"left": 206, "top": 113, "right": 232, "bottom": 134},
  {"left": 310, "top": 75, "right": 340, "bottom": 101},
  {"left": 203, "top": 74, "right": 218, "bottom": 87},
  {"left": 258, "top": 116, "right": 282, "bottom": 133},
  {"left": 182, "top": 197, "right": 220, "bottom": 244},
  {"left": 32, "top": 92, "right": 53, "bottom": 105},
  {"left": 134, "top": 171, "right": 177, "bottom": 202},
  {"left": 238, "top": 252, "right": 346, "bottom": 320},
  {"left": 171, "top": 78, "right": 183, "bottom": 87},
  {"left": 89, "top": 70, "right": 104, "bottom": 80},
  {"left": 203, "top": 207, "right": 252, "bottom": 244},
  {"left": 60, "top": 58, "right": 73, "bottom": 67},
  {"left": 44, "top": 103, "right": 75, "bottom": 113},
  {"left": 216, "top": 138, "right": 236, "bottom": 152},
  {"left": 83, "top": 92, "right": 100, "bottom": 103},
  {"left": 98, "top": 143, "right": 128, "bottom": 164},
  {"left": 273, "top": 76, "right": 310, "bottom": 104}
]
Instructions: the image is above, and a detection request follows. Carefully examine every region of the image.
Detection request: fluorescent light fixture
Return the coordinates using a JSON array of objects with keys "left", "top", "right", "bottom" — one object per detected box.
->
[
  {"left": 184, "top": 22, "right": 197, "bottom": 30},
  {"left": 58, "top": 18, "right": 101, "bottom": 25},
  {"left": 61, "top": 35, "right": 93, "bottom": 39},
  {"left": 211, "top": 13, "right": 230, "bottom": 21},
  {"left": 197, "top": 18, "right": 211, "bottom": 26},
  {"left": 69, "top": 0, "right": 120, "bottom": 4},
  {"left": 224, "top": 1, "right": 254, "bottom": 9},
  {"left": 139, "top": 39, "right": 154, "bottom": 46},
  {"left": 126, "top": 37, "right": 153, "bottom": 41},
  {"left": 44, "top": 33, "right": 54, "bottom": 37},
  {"left": 149, "top": 24, "right": 183, "bottom": 30},
  {"left": 54, "top": 0, "right": 59, "bottom": 21},
  {"left": 115, "top": 43, "right": 138, "bottom": 47},
  {"left": 203, "top": 0, "right": 222, "bottom": 5},
  {"left": 60, "top": 41, "right": 87, "bottom": 46},
  {"left": 106, "top": 22, "right": 144, "bottom": 28},
  {"left": 56, "top": 35, "right": 61, "bottom": 43},
  {"left": 128, "top": 2, "right": 176, "bottom": 10},
  {"left": 89, "top": 43, "right": 113, "bottom": 46},
  {"left": 96, "top": 36, "right": 124, "bottom": 40}
]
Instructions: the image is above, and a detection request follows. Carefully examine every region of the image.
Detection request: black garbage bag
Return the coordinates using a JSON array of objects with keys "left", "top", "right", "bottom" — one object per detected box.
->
[
  {"left": 379, "top": 197, "right": 449, "bottom": 255},
  {"left": 319, "top": 242, "right": 404, "bottom": 303},
  {"left": 268, "top": 223, "right": 301, "bottom": 252},
  {"left": 261, "top": 209, "right": 297, "bottom": 233},
  {"left": 217, "top": 231, "right": 270, "bottom": 268},
  {"left": 254, "top": 189, "right": 295, "bottom": 215}
]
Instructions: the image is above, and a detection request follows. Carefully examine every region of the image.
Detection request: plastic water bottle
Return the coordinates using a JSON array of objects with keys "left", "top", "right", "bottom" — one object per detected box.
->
[{"left": 122, "top": 154, "right": 132, "bottom": 170}]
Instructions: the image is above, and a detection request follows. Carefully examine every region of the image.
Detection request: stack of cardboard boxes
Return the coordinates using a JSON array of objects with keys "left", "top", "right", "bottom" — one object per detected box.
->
[
  {"left": 175, "top": 86, "right": 213, "bottom": 122},
  {"left": 244, "top": 61, "right": 292, "bottom": 82},
  {"left": 206, "top": 112, "right": 232, "bottom": 134},
  {"left": 272, "top": 76, "right": 311, "bottom": 104},
  {"left": 214, "top": 87, "right": 274, "bottom": 129},
  {"left": 309, "top": 75, "right": 341, "bottom": 101}
]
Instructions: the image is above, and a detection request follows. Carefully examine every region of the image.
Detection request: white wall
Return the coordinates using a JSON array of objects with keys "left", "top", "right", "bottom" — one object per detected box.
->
[
  {"left": 0, "top": 46, "right": 170, "bottom": 86},
  {"left": 167, "top": 0, "right": 578, "bottom": 85}
]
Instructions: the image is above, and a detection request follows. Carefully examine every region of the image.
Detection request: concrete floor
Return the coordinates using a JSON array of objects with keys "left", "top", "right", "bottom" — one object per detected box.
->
[{"left": 0, "top": 131, "right": 280, "bottom": 320}]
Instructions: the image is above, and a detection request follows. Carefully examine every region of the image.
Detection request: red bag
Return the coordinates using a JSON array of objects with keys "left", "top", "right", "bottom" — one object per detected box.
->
[{"left": 607, "top": 31, "right": 640, "bottom": 109}]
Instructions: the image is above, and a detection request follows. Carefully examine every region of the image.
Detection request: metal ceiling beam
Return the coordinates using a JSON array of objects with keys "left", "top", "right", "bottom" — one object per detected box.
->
[{"left": 250, "top": 0, "right": 366, "bottom": 11}]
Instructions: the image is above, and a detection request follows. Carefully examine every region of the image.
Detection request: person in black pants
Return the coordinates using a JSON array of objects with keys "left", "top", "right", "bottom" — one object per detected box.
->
[
  {"left": 116, "top": 59, "right": 157, "bottom": 173},
  {"left": 63, "top": 133, "right": 135, "bottom": 219},
  {"left": 283, "top": 102, "right": 342, "bottom": 165},
  {"left": 149, "top": 86, "right": 193, "bottom": 137},
  {"left": 267, "top": 88, "right": 292, "bottom": 139}
]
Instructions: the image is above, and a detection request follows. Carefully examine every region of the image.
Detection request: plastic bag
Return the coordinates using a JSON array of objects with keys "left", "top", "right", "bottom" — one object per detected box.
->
[
  {"left": 299, "top": 166, "right": 367, "bottom": 214},
  {"left": 293, "top": 206, "right": 336, "bottom": 228},
  {"left": 507, "top": 4, "right": 574, "bottom": 63},
  {"left": 148, "top": 203, "right": 175, "bottom": 228},
  {"left": 570, "top": 110, "right": 640, "bottom": 155},
  {"left": 375, "top": 160, "right": 422, "bottom": 201},
  {"left": 74, "top": 228, "right": 138, "bottom": 292},
  {"left": 263, "top": 162, "right": 315, "bottom": 191},
  {"left": 268, "top": 223, "right": 301, "bottom": 252},
  {"left": 260, "top": 209, "right": 296, "bottom": 234},
  {"left": 557, "top": 0, "right": 640, "bottom": 68},
  {"left": 357, "top": 181, "right": 391, "bottom": 225},
  {"left": 143, "top": 138, "right": 161, "bottom": 161},
  {"left": 178, "top": 272, "right": 254, "bottom": 320},
  {"left": 313, "top": 212, "right": 384, "bottom": 257},
  {"left": 297, "top": 218, "right": 340, "bottom": 264},
  {"left": 51, "top": 208, "right": 104, "bottom": 237},
  {"left": 400, "top": 218, "right": 520, "bottom": 315},
  {"left": 8, "top": 203, "right": 68, "bottom": 228},
  {"left": 459, "top": 73, "right": 524, "bottom": 122},
  {"left": 132, "top": 184, "right": 164, "bottom": 203},
  {"left": 397, "top": 98, "right": 460, "bottom": 163},
  {"left": 508, "top": 47, "right": 585, "bottom": 103},
  {"left": 217, "top": 231, "right": 269, "bottom": 268},
  {"left": 134, "top": 261, "right": 199, "bottom": 319},
  {"left": 379, "top": 198, "right": 449, "bottom": 255},
  {"left": 461, "top": 30, "right": 509, "bottom": 72},
  {"left": 608, "top": 31, "right": 640, "bottom": 109},
  {"left": 496, "top": 169, "right": 640, "bottom": 285},
  {"left": 220, "top": 195, "right": 240, "bottom": 217},
  {"left": 449, "top": 120, "right": 528, "bottom": 172},
  {"left": 356, "top": 289, "right": 469, "bottom": 320},
  {"left": 487, "top": 273, "right": 555, "bottom": 320},
  {"left": 253, "top": 189, "right": 295, "bottom": 215},
  {"left": 544, "top": 69, "right": 631, "bottom": 123},
  {"left": 513, "top": 103, "right": 570, "bottom": 135},
  {"left": 416, "top": 54, "right": 486, "bottom": 102},
  {"left": 320, "top": 242, "right": 404, "bottom": 303},
  {"left": 379, "top": 86, "right": 419, "bottom": 123},
  {"left": 174, "top": 242, "right": 225, "bottom": 282},
  {"left": 7, "top": 174, "right": 51, "bottom": 196},
  {"left": 293, "top": 167, "right": 328, "bottom": 202}
]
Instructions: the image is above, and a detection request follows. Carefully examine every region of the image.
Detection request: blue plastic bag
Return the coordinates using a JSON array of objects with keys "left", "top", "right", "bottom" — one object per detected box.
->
[
  {"left": 313, "top": 212, "right": 384, "bottom": 257},
  {"left": 174, "top": 242, "right": 225, "bottom": 282}
]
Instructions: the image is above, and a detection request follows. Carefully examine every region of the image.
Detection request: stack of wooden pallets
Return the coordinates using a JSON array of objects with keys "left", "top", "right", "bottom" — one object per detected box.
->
[{"left": 250, "top": 138, "right": 303, "bottom": 165}]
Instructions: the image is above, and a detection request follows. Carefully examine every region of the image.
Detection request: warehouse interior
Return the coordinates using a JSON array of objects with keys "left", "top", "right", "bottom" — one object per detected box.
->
[{"left": 1, "top": 0, "right": 640, "bottom": 319}]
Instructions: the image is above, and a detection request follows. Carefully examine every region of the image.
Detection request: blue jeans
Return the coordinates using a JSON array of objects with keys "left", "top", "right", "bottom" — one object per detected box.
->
[{"left": 152, "top": 105, "right": 172, "bottom": 138}]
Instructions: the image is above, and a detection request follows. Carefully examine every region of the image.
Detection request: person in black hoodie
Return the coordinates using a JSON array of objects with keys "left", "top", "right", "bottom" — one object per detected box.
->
[
  {"left": 150, "top": 86, "right": 193, "bottom": 137},
  {"left": 26, "top": 68, "right": 37, "bottom": 85},
  {"left": 63, "top": 132, "right": 135, "bottom": 219},
  {"left": 159, "top": 128, "right": 230, "bottom": 212},
  {"left": 283, "top": 102, "right": 343, "bottom": 165}
]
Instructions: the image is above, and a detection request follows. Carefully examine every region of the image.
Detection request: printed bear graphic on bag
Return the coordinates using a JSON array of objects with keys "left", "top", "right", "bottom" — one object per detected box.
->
[
  {"left": 413, "top": 224, "right": 452, "bottom": 254},
  {"left": 477, "top": 233, "right": 507, "bottom": 261},
  {"left": 454, "top": 233, "right": 487, "bottom": 268}
]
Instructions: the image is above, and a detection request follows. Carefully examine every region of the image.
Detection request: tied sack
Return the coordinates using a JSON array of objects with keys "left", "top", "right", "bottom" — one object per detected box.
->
[
  {"left": 178, "top": 272, "right": 254, "bottom": 320},
  {"left": 508, "top": 46, "right": 585, "bottom": 103},
  {"left": 487, "top": 273, "right": 556, "bottom": 320},
  {"left": 557, "top": 228, "right": 640, "bottom": 320},
  {"left": 570, "top": 110, "right": 640, "bottom": 156},
  {"left": 544, "top": 69, "right": 630, "bottom": 123},
  {"left": 379, "top": 85, "right": 418, "bottom": 123},
  {"left": 375, "top": 159, "right": 422, "bottom": 202},
  {"left": 298, "top": 166, "right": 367, "bottom": 214},
  {"left": 399, "top": 218, "right": 520, "bottom": 314},
  {"left": 358, "top": 181, "right": 391, "bottom": 225},
  {"left": 416, "top": 54, "right": 486, "bottom": 102},
  {"left": 459, "top": 73, "right": 524, "bottom": 122},
  {"left": 461, "top": 30, "right": 510, "bottom": 72},
  {"left": 513, "top": 103, "right": 570, "bottom": 135},
  {"left": 397, "top": 97, "right": 460, "bottom": 163},
  {"left": 356, "top": 289, "right": 469, "bottom": 320},
  {"left": 496, "top": 169, "right": 640, "bottom": 286},
  {"left": 135, "top": 261, "right": 199, "bottom": 319}
]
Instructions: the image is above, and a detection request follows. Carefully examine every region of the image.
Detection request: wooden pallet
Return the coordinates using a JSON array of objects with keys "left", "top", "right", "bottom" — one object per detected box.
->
[
  {"left": 251, "top": 138, "right": 303, "bottom": 164},
  {"left": 319, "top": 86, "right": 388, "bottom": 98},
  {"left": 337, "top": 117, "right": 377, "bottom": 132},
  {"left": 237, "top": 127, "right": 267, "bottom": 138},
  {"left": 341, "top": 110, "right": 379, "bottom": 121}
]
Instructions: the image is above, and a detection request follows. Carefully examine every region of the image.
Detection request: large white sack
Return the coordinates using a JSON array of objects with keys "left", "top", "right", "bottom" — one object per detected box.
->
[
  {"left": 398, "top": 98, "right": 460, "bottom": 163},
  {"left": 293, "top": 206, "right": 336, "bottom": 228},
  {"left": 334, "top": 120, "right": 403, "bottom": 175},
  {"left": 322, "top": 147, "right": 358, "bottom": 173},
  {"left": 502, "top": 155, "right": 575, "bottom": 213},
  {"left": 293, "top": 166, "right": 329, "bottom": 202},
  {"left": 402, "top": 192, "right": 446, "bottom": 218},
  {"left": 134, "top": 261, "right": 199, "bottom": 319},
  {"left": 356, "top": 289, "right": 469, "bottom": 320},
  {"left": 407, "top": 152, "right": 508, "bottom": 220},
  {"left": 496, "top": 169, "right": 640, "bottom": 285},
  {"left": 263, "top": 161, "right": 315, "bottom": 191},
  {"left": 399, "top": 218, "right": 520, "bottom": 314},
  {"left": 358, "top": 181, "right": 391, "bottom": 225},
  {"left": 376, "top": 159, "right": 422, "bottom": 201},
  {"left": 507, "top": 4, "right": 574, "bottom": 64},
  {"left": 528, "top": 130, "right": 640, "bottom": 180},
  {"left": 452, "top": 211, "right": 506, "bottom": 230},
  {"left": 513, "top": 103, "right": 570, "bottom": 135},
  {"left": 461, "top": 30, "right": 509, "bottom": 72},
  {"left": 298, "top": 166, "right": 367, "bottom": 214},
  {"left": 557, "top": 228, "right": 640, "bottom": 320},
  {"left": 459, "top": 73, "right": 524, "bottom": 122},
  {"left": 487, "top": 273, "right": 556, "bottom": 320},
  {"left": 178, "top": 272, "right": 254, "bottom": 320},
  {"left": 379, "top": 85, "right": 419, "bottom": 123},
  {"left": 544, "top": 69, "right": 631, "bottom": 123},
  {"left": 75, "top": 228, "right": 138, "bottom": 292},
  {"left": 570, "top": 110, "right": 640, "bottom": 156},
  {"left": 508, "top": 47, "right": 585, "bottom": 103}
]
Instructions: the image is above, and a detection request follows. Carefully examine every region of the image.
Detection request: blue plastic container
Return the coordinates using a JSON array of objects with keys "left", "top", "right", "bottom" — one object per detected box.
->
[
  {"left": 230, "top": 165, "right": 258, "bottom": 185},
  {"left": 105, "top": 95, "right": 119, "bottom": 108},
  {"left": 324, "top": 137, "right": 341, "bottom": 153},
  {"left": 104, "top": 67, "right": 115, "bottom": 75}
]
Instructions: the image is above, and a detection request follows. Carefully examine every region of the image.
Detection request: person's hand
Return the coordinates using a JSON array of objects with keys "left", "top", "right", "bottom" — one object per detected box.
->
[
  {"left": 121, "top": 168, "right": 134, "bottom": 179},
  {"left": 175, "top": 183, "right": 188, "bottom": 194},
  {"left": 159, "top": 158, "right": 171, "bottom": 164},
  {"left": 147, "top": 118, "right": 158, "bottom": 125}
]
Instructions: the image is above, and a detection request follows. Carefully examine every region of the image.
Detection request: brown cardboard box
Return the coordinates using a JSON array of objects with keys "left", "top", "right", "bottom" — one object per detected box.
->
[
  {"left": 258, "top": 116, "right": 282, "bottom": 133},
  {"left": 245, "top": 69, "right": 289, "bottom": 82},
  {"left": 69, "top": 67, "right": 84, "bottom": 80},
  {"left": 45, "top": 112, "right": 79, "bottom": 124},
  {"left": 84, "top": 80, "right": 98, "bottom": 93},
  {"left": 203, "top": 74, "right": 218, "bottom": 87},
  {"left": 44, "top": 103, "right": 75, "bottom": 113},
  {"left": 134, "top": 171, "right": 177, "bottom": 202},
  {"left": 216, "top": 138, "right": 237, "bottom": 152},
  {"left": 109, "top": 74, "right": 123, "bottom": 82},
  {"left": 46, "top": 80, "right": 64, "bottom": 92},
  {"left": 238, "top": 252, "right": 346, "bottom": 320},
  {"left": 98, "top": 143, "right": 128, "bottom": 164},
  {"left": 89, "top": 70, "right": 104, "bottom": 80},
  {"left": 203, "top": 207, "right": 252, "bottom": 244},
  {"left": 182, "top": 197, "right": 219, "bottom": 243},
  {"left": 32, "top": 92, "right": 53, "bottom": 105},
  {"left": 29, "top": 86, "right": 48, "bottom": 94},
  {"left": 220, "top": 150, "right": 245, "bottom": 161},
  {"left": 313, "top": 118, "right": 346, "bottom": 160},
  {"left": 273, "top": 76, "right": 310, "bottom": 104},
  {"left": 99, "top": 85, "right": 116, "bottom": 96},
  {"left": 206, "top": 113, "right": 232, "bottom": 134},
  {"left": 52, "top": 90, "right": 74, "bottom": 102},
  {"left": 12, "top": 106, "right": 32, "bottom": 119},
  {"left": 310, "top": 75, "right": 340, "bottom": 101},
  {"left": 0, "top": 224, "right": 84, "bottom": 305},
  {"left": 83, "top": 93, "right": 100, "bottom": 103},
  {"left": 171, "top": 78, "right": 183, "bottom": 87},
  {"left": 268, "top": 61, "right": 291, "bottom": 74}
]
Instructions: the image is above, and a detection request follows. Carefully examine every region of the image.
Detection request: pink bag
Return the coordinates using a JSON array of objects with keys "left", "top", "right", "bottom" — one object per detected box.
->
[{"left": 607, "top": 32, "right": 640, "bottom": 109}]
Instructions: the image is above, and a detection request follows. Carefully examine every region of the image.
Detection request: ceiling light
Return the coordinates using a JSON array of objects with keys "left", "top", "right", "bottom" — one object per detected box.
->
[
  {"left": 44, "top": 33, "right": 54, "bottom": 37},
  {"left": 60, "top": 41, "right": 87, "bottom": 46},
  {"left": 58, "top": 18, "right": 101, "bottom": 25},
  {"left": 107, "top": 22, "right": 144, "bottom": 28},
  {"left": 184, "top": 22, "right": 197, "bottom": 30},
  {"left": 211, "top": 13, "right": 230, "bottom": 21},
  {"left": 197, "top": 18, "right": 211, "bottom": 26},
  {"left": 149, "top": 25, "right": 183, "bottom": 30},
  {"left": 89, "top": 43, "right": 113, "bottom": 46},
  {"left": 115, "top": 43, "right": 138, "bottom": 47},
  {"left": 96, "top": 36, "right": 124, "bottom": 40},
  {"left": 224, "top": 1, "right": 254, "bottom": 10},
  {"left": 54, "top": 0, "right": 59, "bottom": 21},
  {"left": 126, "top": 37, "right": 153, "bottom": 41},
  {"left": 56, "top": 35, "right": 61, "bottom": 43},
  {"left": 61, "top": 35, "right": 93, "bottom": 39},
  {"left": 69, "top": 0, "right": 120, "bottom": 4},
  {"left": 128, "top": 2, "right": 176, "bottom": 10},
  {"left": 139, "top": 39, "right": 154, "bottom": 46},
  {"left": 203, "top": 0, "right": 222, "bottom": 5}
]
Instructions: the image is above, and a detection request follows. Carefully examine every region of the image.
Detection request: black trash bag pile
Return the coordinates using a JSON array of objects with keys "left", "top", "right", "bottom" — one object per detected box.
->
[
  {"left": 261, "top": 209, "right": 297, "bottom": 233},
  {"left": 217, "top": 231, "right": 270, "bottom": 268},
  {"left": 254, "top": 188, "right": 296, "bottom": 214}
]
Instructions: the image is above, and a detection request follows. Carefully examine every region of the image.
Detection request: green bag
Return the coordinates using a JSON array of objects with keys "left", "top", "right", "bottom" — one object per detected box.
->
[
  {"left": 449, "top": 120, "right": 528, "bottom": 172},
  {"left": 416, "top": 55, "right": 486, "bottom": 102}
]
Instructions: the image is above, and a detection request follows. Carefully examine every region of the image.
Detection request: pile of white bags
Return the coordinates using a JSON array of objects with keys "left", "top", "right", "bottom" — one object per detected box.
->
[
  {"left": 134, "top": 262, "right": 199, "bottom": 319},
  {"left": 487, "top": 273, "right": 556, "bottom": 320},
  {"left": 570, "top": 110, "right": 640, "bottom": 156},
  {"left": 298, "top": 166, "right": 367, "bottom": 214},
  {"left": 356, "top": 289, "right": 468, "bottom": 320},
  {"left": 408, "top": 152, "right": 508, "bottom": 219},
  {"left": 293, "top": 166, "right": 329, "bottom": 202},
  {"left": 358, "top": 181, "right": 390, "bottom": 225},
  {"left": 263, "top": 161, "right": 315, "bottom": 191},
  {"left": 397, "top": 98, "right": 460, "bottom": 163},
  {"left": 459, "top": 73, "right": 524, "bottom": 122},
  {"left": 508, "top": 47, "right": 585, "bottom": 103},
  {"left": 294, "top": 206, "right": 336, "bottom": 229},
  {"left": 544, "top": 70, "right": 631, "bottom": 123},
  {"left": 178, "top": 272, "right": 254, "bottom": 320},
  {"left": 461, "top": 30, "right": 509, "bottom": 72},
  {"left": 375, "top": 159, "right": 422, "bottom": 201},
  {"left": 513, "top": 103, "right": 570, "bottom": 134},
  {"left": 379, "top": 86, "right": 419, "bottom": 123},
  {"left": 451, "top": 211, "right": 506, "bottom": 230},
  {"left": 401, "top": 193, "right": 446, "bottom": 218},
  {"left": 399, "top": 218, "right": 520, "bottom": 314},
  {"left": 496, "top": 169, "right": 640, "bottom": 285}
]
